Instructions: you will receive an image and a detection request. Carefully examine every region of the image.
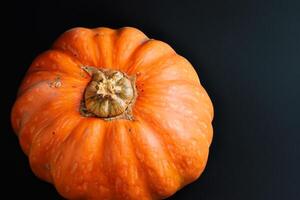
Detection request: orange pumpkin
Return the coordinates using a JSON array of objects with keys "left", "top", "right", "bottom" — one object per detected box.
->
[{"left": 11, "top": 27, "right": 213, "bottom": 200}]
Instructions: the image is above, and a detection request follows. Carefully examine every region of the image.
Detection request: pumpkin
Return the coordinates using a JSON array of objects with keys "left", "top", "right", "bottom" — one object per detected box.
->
[{"left": 11, "top": 27, "right": 213, "bottom": 200}]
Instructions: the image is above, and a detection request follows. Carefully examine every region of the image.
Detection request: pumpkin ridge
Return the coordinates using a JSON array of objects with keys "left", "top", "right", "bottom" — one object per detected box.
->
[
  {"left": 134, "top": 89, "right": 212, "bottom": 183},
  {"left": 138, "top": 81, "right": 213, "bottom": 122},
  {"left": 129, "top": 51, "right": 176, "bottom": 76},
  {"left": 28, "top": 111, "right": 67, "bottom": 156},
  {"left": 14, "top": 82, "right": 60, "bottom": 130},
  {"left": 17, "top": 79, "right": 83, "bottom": 152},
  {"left": 102, "top": 121, "right": 153, "bottom": 199},
  {"left": 133, "top": 116, "right": 183, "bottom": 198},
  {"left": 92, "top": 28, "right": 116, "bottom": 68},
  {"left": 18, "top": 71, "right": 83, "bottom": 96},
  {"left": 125, "top": 40, "right": 176, "bottom": 74},
  {"left": 134, "top": 53, "right": 178, "bottom": 83},
  {"left": 56, "top": 28, "right": 100, "bottom": 66},
  {"left": 135, "top": 54, "right": 200, "bottom": 86},
  {"left": 17, "top": 79, "right": 52, "bottom": 97},
  {"left": 18, "top": 102, "right": 63, "bottom": 154},
  {"left": 29, "top": 49, "right": 84, "bottom": 78},
  {"left": 135, "top": 113, "right": 184, "bottom": 184},
  {"left": 124, "top": 121, "right": 158, "bottom": 200},
  {"left": 28, "top": 112, "right": 75, "bottom": 182},
  {"left": 113, "top": 27, "right": 149, "bottom": 72},
  {"left": 11, "top": 82, "right": 61, "bottom": 134},
  {"left": 100, "top": 122, "right": 119, "bottom": 199},
  {"left": 50, "top": 48, "right": 84, "bottom": 69},
  {"left": 49, "top": 119, "right": 89, "bottom": 199},
  {"left": 85, "top": 120, "right": 113, "bottom": 200},
  {"left": 136, "top": 113, "right": 190, "bottom": 183},
  {"left": 111, "top": 30, "right": 119, "bottom": 70}
]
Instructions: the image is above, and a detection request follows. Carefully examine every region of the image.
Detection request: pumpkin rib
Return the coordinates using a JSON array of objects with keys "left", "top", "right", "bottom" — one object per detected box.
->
[
  {"left": 123, "top": 121, "right": 155, "bottom": 200},
  {"left": 85, "top": 120, "right": 116, "bottom": 200},
  {"left": 137, "top": 111, "right": 210, "bottom": 184},
  {"left": 113, "top": 27, "right": 149, "bottom": 71},
  {"left": 49, "top": 119, "right": 90, "bottom": 199},
  {"left": 53, "top": 27, "right": 100, "bottom": 67},
  {"left": 18, "top": 67, "right": 71, "bottom": 96},
  {"left": 17, "top": 79, "right": 50, "bottom": 98},
  {"left": 11, "top": 81, "right": 60, "bottom": 133},
  {"left": 138, "top": 80, "right": 214, "bottom": 123},
  {"left": 13, "top": 85, "right": 62, "bottom": 152},
  {"left": 136, "top": 54, "right": 201, "bottom": 86},
  {"left": 148, "top": 111, "right": 211, "bottom": 149},
  {"left": 49, "top": 119, "right": 112, "bottom": 200},
  {"left": 106, "top": 122, "right": 125, "bottom": 200},
  {"left": 28, "top": 111, "right": 67, "bottom": 156},
  {"left": 50, "top": 48, "right": 85, "bottom": 68},
  {"left": 83, "top": 120, "right": 112, "bottom": 200},
  {"left": 177, "top": 55, "right": 202, "bottom": 84},
  {"left": 18, "top": 70, "right": 86, "bottom": 96},
  {"left": 133, "top": 52, "right": 178, "bottom": 84},
  {"left": 134, "top": 81, "right": 213, "bottom": 182},
  {"left": 15, "top": 74, "right": 84, "bottom": 154},
  {"left": 133, "top": 53, "right": 177, "bottom": 84},
  {"left": 133, "top": 111, "right": 185, "bottom": 181},
  {"left": 125, "top": 39, "right": 176, "bottom": 75},
  {"left": 138, "top": 110, "right": 212, "bottom": 152},
  {"left": 92, "top": 27, "right": 116, "bottom": 69},
  {"left": 102, "top": 121, "right": 153, "bottom": 200},
  {"left": 30, "top": 113, "right": 82, "bottom": 183},
  {"left": 101, "top": 122, "right": 119, "bottom": 200},
  {"left": 129, "top": 117, "right": 183, "bottom": 198},
  {"left": 49, "top": 118, "right": 84, "bottom": 168},
  {"left": 28, "top": 112, "right": 75, "bottom": 182},
  {"left": 18, "top": 103, "right": 64, "bottom": 155},
  {"left": 18, "top": 96, "right": 79, "bottom": 155},
  {"left": 125, "top": 122, "right": 158, "bottom": 200},
  {"left": 28, "top": 49, "right": 84, "bottom": 78}
]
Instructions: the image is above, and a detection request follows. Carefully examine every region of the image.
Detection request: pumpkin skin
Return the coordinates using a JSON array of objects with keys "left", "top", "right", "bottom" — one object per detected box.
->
[{"left": 11, "top": 27, "right": 213, "bottom": 200}]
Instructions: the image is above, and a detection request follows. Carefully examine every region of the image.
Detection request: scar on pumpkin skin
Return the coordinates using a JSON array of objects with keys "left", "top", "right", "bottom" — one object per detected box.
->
[{"left": 49, "top": 76, "right": 62, "bottom": 88}]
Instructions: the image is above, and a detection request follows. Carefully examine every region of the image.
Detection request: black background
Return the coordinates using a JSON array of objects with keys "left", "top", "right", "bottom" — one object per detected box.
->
[{"left": 2, "top": 0, "right": 300, "bottom": 199}]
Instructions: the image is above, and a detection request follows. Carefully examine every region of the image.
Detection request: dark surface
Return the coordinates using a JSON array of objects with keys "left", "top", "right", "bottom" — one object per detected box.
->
[{"left": 2, "top": 0, "right": 300, "bottom": 199}]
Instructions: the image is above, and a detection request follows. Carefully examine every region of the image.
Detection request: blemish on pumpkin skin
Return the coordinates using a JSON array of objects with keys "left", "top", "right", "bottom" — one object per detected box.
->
[
  {"left": 45, "top": 164, "right": 50, "bottom": 170},
  {"left": 29, "top": 126, "right": 35, "bottom": 133},
  {"left": 71, "top": 162, "right": 78, "bottom": 174},
  {"left": 87, "top": 163, "right": 93, "bottom": 172},
  {"left": 83, "top": 182, "right": 88, "bottom": 190},
  {"left": 65, "top": 186, "right": 70, "bottom": 193},
  {"left": 79, "top": 71, "right": 88, "bottom": 78},
  {"left": 49, "top": 76, "right": 62, "bottom": 88},
  {"left": 27, "top": 96, "right": 33, "bottom": 101}
]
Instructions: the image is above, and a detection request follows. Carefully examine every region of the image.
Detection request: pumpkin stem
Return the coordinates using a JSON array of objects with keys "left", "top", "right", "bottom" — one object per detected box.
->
[{"left": 80, "top": 66, "right": 137, "bottom": 121}]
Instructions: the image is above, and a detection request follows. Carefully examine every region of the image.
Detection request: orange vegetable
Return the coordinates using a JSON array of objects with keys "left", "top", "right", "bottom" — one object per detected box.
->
[{"left": 11, "top": 27, "right": 213, "bottom": 200}]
